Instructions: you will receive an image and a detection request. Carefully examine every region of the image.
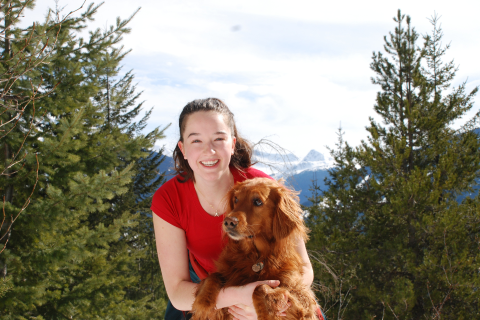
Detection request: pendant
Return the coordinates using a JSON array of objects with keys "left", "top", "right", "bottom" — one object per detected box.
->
[{"left": 252, "top": 262, "right": 264, "bottom": 272}]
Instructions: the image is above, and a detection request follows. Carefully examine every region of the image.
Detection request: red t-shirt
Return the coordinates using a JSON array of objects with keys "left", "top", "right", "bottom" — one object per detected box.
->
[{"left": 151, "top": 166, "right": 272, "bottom": 274}]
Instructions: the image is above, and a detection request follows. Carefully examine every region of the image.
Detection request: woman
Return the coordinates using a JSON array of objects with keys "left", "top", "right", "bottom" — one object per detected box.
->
[{"left": 151, "top": 98, "right": 314, "bottom": 320}]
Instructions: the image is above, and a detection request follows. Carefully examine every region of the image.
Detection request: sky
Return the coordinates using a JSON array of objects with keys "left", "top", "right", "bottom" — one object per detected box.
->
[{"left": 25, "top": 0, "right": 480, "bottom": 159}]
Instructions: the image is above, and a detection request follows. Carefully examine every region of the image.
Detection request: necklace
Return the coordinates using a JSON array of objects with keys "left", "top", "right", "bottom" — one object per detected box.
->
[
  {"left": 194, "top": 181, "right": 232, "bottom": 217},
  {"left": 194, "top": 173, "right": 234, "bottom": 217}
]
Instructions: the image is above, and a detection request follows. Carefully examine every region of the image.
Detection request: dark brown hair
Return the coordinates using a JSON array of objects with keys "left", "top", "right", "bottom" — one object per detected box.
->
[{"left": 173, "top": 98, "right": 253, "bottom": 182}]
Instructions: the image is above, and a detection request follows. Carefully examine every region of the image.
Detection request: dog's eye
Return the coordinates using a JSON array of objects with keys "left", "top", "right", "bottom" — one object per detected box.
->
[
  {"left": 253, "top": 199, "right": 263, "bottom": 207},
  {"left": 234, "top": 197, "right": 238, "bottom": 204}
]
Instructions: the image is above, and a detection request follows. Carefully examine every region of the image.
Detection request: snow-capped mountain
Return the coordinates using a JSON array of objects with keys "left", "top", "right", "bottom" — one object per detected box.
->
[
  {"left": 303, "top": 149, "right": 325, "bottom": 162},
  {"left": 251, "top": 149, "right": 335, "bottom": 204},
  {"left": 252, "top": 149, "right": 335, "bottom": 179},
  {"left": 253, "top": 150, "right": 299, "bottom": 163}
]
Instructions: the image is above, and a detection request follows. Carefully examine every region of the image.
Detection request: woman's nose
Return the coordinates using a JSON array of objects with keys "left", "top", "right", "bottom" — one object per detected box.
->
[{"left": 204, "top": 141, "right": 216, "bottom": 154}]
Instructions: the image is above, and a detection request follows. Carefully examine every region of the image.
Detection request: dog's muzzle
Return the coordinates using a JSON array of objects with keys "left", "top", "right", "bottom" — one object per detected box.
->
[{"left": 223, "top": 216, "right": 238, "bottom": 231}]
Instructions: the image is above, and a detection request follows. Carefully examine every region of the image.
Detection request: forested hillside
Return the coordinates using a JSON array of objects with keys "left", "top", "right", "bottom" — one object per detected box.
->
[
  {"left": 0, "top": 1, "right": 169, "bottom": 318},
  {"left": 306, "top": 11, "right": 480, "bottom": 319}
]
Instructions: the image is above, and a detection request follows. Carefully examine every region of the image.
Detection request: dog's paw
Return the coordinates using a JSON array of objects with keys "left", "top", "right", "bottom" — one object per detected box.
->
[
  {"left": 191, "top": 300, "right": 215, "bottom": 320},
  {"left": 252, "top": 285, "right": 291, "bottom": 319},
  {"left": 266, "top": 287, "right": 291, "bottom": 316},
  {"left": 192, "top": 275, "right": 224, "bottom": 319}
]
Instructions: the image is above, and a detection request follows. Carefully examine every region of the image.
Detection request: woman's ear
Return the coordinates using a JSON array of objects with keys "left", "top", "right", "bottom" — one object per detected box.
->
[{"left": 178, "top": 141, "right": 186, "bottom": 159}]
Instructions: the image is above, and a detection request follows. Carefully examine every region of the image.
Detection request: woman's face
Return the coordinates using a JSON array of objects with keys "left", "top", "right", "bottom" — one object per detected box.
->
[{"left": 178, "top": 111, "right": 236, "bottom": 184}]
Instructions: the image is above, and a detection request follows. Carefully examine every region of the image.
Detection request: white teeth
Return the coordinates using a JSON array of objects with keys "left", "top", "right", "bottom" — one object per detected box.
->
[{"left": 201, "top": 160, "right": 219, "bottom": 166}]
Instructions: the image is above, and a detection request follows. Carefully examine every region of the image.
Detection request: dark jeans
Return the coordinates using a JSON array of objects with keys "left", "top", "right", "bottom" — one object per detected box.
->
[{"left": 164, "top": 260, "right": 201, "bottom": 320}]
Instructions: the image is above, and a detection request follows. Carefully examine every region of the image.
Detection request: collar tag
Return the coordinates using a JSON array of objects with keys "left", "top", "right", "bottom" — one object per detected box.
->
[{"left": 252, "top": 262, "right": 264, "bottom": 272}]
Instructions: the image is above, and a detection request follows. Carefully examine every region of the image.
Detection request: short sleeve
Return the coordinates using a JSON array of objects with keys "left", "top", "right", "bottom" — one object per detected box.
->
[{"left": 151, "top": 180, "right": 182, "bottom": 229}]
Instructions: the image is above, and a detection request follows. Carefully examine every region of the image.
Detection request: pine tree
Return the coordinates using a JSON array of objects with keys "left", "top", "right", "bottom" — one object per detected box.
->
[
  {"left": 0, "top": 2, "right": 169, "bottom": 318},
  {"left": 308, "top": 11, "right": 480, "bottom": 319},
  {"left": 0, "top": 0, "right": 60, "bottom": 298},
  {"left": 91, "top": 68, "right": 171, "bottom": 316},
  {"left": 305, "top": 127, "right": 365, "bottom": 319}
]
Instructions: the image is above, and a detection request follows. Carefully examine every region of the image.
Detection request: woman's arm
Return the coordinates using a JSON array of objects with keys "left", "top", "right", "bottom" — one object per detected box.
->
[
  {"left": 153, "top": 213, "right": 197, "bottom": 310},
  {"left": 295, "top": 236, "right": 314, "bottom": 287},
  {"left": 153, "top": 212, "right": 276, "bottom": 312}
]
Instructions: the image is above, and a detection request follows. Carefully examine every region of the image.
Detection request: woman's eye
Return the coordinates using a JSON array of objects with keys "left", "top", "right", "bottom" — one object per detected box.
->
[
  {"left": 253, "top": 199, "right": 263, "bottom": 207},
  {"left": 234, "top": 197, "right": 238, "bottom": 204},
  {"left": 192, "top": 139, "right": 201, "bottom": 143}
]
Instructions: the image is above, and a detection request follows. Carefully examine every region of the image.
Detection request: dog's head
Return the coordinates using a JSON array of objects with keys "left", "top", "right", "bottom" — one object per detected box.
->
[{"left": 223, "top": 178, "right": 308, "bottom": 242}]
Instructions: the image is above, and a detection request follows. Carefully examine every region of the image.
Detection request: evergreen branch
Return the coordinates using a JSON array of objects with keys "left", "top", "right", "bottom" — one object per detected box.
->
[
  {"left": 382, "top": 301, "right": 400, "bottom": 320},
  {"left": 0, "top": 0, "right": 33, "bottom": 31},
  {"left": 339, "top": 287, "right": 353, "bottom": 320},
  {"left": 0, "top": 0, "right": 14, "bottom": 12},
  {"left": 0, "top": 196, "right": 8, "bottom": 241},
  {"left": 71, "top": 6, "right": 140, "bottom": 54},
  {"left": 2, "top": 79, "right": 58, "bottom": 179},
  {"left": 48, "top": 165, "right": 134, "bottom": 209},
  {"left": 426, "top": 281, "right": 441, "bottom": 319},
  {"left": 50, "top": 107, "right": 85, "bottom": 153},
  {"left": 0, "top": 111, "right": 21, "bottom": 129},
  {"left": 1, "top": 35, "right": 54, "bottom": 93},
  {"left": 324, "top": 248, "right": 359, "bottom": 255},
  {"left": 0, "top": 0, "right": 83, "bottom": 94},
  {"left": 0, "top": 105, "right": 25, "bottom": 139},
  {"left": 0, "top": 200, "right": 12, "bottom": 254},
  {"left": 0, "top": 151, "right": 27, "bottom": 176},
  {"left": 1, "top": 82, "right": 38, "bottom": 155},
  {"left": 454, "top": 89, "right": 480, "bottom": 135},
  {"left": 0, "top": 152, "right": 39, "bottom": 251}
]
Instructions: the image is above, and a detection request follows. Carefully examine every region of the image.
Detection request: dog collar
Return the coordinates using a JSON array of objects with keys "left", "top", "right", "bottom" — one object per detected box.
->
[{"left": 248, "top": 235, "right": 264, "bottom": 272}]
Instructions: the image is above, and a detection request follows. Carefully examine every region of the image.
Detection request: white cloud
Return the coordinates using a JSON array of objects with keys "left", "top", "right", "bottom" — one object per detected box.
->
[{"left": 24, "top": 0, "right": 480, "bottom": 158}]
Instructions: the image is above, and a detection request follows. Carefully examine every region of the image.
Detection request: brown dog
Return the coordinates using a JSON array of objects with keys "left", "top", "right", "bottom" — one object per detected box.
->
[{"left": 191, "top": 178, "right": 319, "bottom": 320}]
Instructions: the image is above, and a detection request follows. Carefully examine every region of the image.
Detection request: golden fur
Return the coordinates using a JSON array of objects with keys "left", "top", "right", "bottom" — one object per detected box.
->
[{"left": 191, "top": 178, "right": 318, "bottom": 320}]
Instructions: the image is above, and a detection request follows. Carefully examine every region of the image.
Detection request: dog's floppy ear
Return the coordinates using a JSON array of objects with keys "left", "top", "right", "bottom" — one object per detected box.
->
[
  {"left": 226, "top": 183, "right": 237, "bottom": 212},
  {"left": 272, "top": 185, "right": 307, "bottom": 240}
]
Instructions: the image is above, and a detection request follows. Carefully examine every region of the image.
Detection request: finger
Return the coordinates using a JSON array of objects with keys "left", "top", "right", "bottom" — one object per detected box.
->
[
  {"left": 258, "top": 279, "right": 280, "bottom": 288},
  {"left": 230, "top": 305, "right": 253, "bottom": 316},
  {"left": 229, "top": 305, "right": 254, "bottom": 320},
  {"left": 278, "top": 302, "right": 291, "bottom": 313},
  {"left": 276, "top": 293, "right": 289, "bottom": 310},
  {"left": 276, "top": 293, "right": 291, "bottom": 316},
  {"left": 228, "top": 306, "right": 241, "bottom": 319},
  {"left": 276, "top": 303, "right": 291, "bottom": 317}
]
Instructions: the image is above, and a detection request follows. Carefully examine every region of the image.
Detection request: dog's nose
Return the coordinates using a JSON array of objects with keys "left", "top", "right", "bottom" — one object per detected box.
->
[{"left": 224, "top": 216, "right": 238, "bottom": 229}]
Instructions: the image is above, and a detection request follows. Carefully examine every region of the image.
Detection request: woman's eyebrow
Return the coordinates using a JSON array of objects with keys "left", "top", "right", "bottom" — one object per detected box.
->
[
  {"left": 187, "top": 132, "right": 200, "bottom": 138},
  {"left": 187, "top": 131, "right": 227, "bottom": 138}
]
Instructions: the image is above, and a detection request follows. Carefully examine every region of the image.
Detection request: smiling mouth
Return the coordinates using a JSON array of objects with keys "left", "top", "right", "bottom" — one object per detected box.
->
[{"left": 200, "top": 160, "right": 219, "bottom": 167}]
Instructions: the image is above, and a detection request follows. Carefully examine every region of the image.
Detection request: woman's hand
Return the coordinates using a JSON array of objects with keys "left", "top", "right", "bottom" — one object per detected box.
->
[
  {"left": 228, "top": 304, "right": 257, "bottom": 320},
  {"left": 226, "top": 280, "right": 291, "bottom": 320}
]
